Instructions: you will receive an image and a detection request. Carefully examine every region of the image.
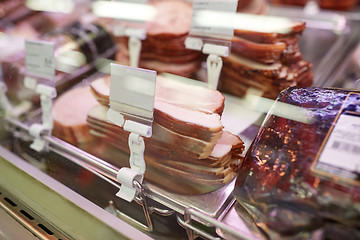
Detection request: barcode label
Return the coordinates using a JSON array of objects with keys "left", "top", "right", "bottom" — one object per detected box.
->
[
  {"left": 332, "top": 140, "right": 360, "bottom": 154},
  {"left": 315, "top": 111, "right": 360, "bottom": 182}
]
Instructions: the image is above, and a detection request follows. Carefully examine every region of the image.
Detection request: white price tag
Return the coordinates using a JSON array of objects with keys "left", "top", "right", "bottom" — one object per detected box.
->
[
  {"left": 109, "top": 64, "right": 156, "bottom": 123},
  {"left": 190, "top": 0, "right": 237, "bottom": 40},
  {"left": 25, "top": 40, "right": 55, "bottom": 80},
  {"left": 316, "top": 113, "right": 360, "bottom": 175}
]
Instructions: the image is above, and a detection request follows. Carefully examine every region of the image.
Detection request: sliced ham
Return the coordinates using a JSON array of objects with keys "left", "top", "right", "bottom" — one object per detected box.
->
[
  {"left": 234, "top": 21, "right": 306, "bottom": 44},
  {"left": 146, "top": 0, "right": 192, "bottom": 37},
  {"left": 52, "top": 76, "right": 244, "bottom": 194},
  {"left": 52, "top": 86, "right": 99, "bottom": 145},
  {"left": 115, "top": 0, "right": 201, "bottom": 77},
  {"left": 220, "top": 15, "right": 313, "bottom": 99},
  {"left": 90, "top": 75, "right": 225, "bottom": 115},
  {"left": 231, "top": 36, "right": 286, "bottom": 64}
]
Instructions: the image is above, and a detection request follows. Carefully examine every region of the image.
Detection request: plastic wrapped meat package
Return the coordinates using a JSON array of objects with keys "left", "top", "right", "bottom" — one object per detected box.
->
[{"left": 233, "top": 87, "right": 360, "bottom": 239}]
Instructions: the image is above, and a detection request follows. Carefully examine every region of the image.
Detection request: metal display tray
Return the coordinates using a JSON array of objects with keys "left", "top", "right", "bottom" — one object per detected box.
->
[{"left": 1, "top": 6, "right": 359, "bottom": 240}]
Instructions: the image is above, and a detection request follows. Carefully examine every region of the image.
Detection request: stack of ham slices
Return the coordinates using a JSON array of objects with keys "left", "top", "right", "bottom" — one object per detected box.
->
[
  {"left": 115, "top": 0, "right": 202, "bottom": 77},
  {"left": 52, "top": 75, "right": 245, "bottom": 194},
  {"left": 219, "top": 20, "right": 313, "bottom": 99},
  {"left": 270, "top": 0, "right": 359, "bottom": 11},
  {"left": 236, "top": 0, "right": 268, "bottom": 14}
]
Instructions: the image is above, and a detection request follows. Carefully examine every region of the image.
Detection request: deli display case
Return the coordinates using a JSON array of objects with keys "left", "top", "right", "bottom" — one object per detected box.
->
[{"left": 0, "top": 1, "right": 360, "bottom": 240}]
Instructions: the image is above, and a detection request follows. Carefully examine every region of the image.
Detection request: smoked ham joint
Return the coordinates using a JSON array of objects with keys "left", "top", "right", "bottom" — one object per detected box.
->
[{"left": 0, "top": 1, "right": 359, "bottom": 240}]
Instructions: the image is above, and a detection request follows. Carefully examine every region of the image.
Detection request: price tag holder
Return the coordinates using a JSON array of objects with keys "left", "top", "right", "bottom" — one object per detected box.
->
[
  {"left": 92, "top": 1, "right": 154, "bottom": 23},
  {"left": 107, "top": 63, "right": 156, "bottom": 202},
  {"left": 24, "top": 40, "right": 57, "bottom": 152},
  {"left": 92, "top": 0, "right": 155, "bottom": 68},
  {"left": 190, "top": 0, "right": 237, "bottom": 40},
  {"left": 187, "top": 0, "right": 236, "bottom": 90},
  {"left": 25, "top": 40, "right": 55, "bottom": 82}
]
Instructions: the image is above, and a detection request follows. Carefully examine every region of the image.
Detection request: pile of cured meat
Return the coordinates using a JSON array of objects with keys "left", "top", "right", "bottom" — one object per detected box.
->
[
  {"left": 233, "top": 87, "right": 360, "bottom": 239},
  {"left": 52, "top": 75, "right": 245, "bottom": 194},
  {"left": 219, "top": 19, "right": 313, "bottom": 99},
  {"left": 236, "top": 0, "right": 268, "bottom": 14},
  {"left": 1, "top": 21, "right": 116, "bottom": 100},
  {"left": 270, "top": 0, "right": 359, "bottom": 11},
  {"left": 115, "top": 0, "right": 202, "bottom": 78}
]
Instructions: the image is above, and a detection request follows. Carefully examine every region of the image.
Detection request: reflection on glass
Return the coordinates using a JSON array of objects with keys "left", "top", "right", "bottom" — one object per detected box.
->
[
  {"left": 244, "top": 88, "right": 314, "bottom": 124},
  {"left": 193, "top": 10, "right": 294, "bottom": 34},
  {"left": 92, "top": 1, "right": 156, "bottom": 22},
  {"left": 26, "top": 0, "right": 75, "bottom": 13}
]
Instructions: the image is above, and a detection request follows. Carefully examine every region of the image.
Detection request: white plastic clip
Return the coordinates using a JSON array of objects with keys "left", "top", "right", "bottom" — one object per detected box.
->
[
  {"left": 206, "top": 54, "right": 223, "bottom": 90},
  {"left": 114, "top": 25, "right": 146, "bottom": 68},
  {"left": 185, "top": 36, "right": 204, "bottom": 51},
  {"left": 129, "top": 36, "right": 142, "bottom": 68},
  {"left": 0, "top": 82, "right": 12, "bottom": 114},
  {"left": 28, "top": 83, "right": 57, "bottom": 152},
  {"left": 116, "top": 120, "right": 151, "bottom": 202},
  {"left": 354, "top": 79, "right": 360, "bottom": 91},
  {"left": 203, "top": 43, "right": 229, "bottom": 90},
  {"left": 304, "top": 0, "right": 320, "bottom": 15}
]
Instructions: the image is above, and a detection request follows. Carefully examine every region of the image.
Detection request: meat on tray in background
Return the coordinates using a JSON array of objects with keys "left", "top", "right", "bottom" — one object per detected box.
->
[
  {"left": 270, "top": 0, "right": 359, "bottom": 11},
  {"left": 219, "top": 18, "right": 313, "bottom": 99},
  {"left": 237, "top": 0, "right": 268, "bottom": 14},
  {"left": 1, "top": 20, "right": 116, "bottom": 101},
  {"left": 114, "top": 0, "right": 202, "bottom": 78},
  {"left": 233, "top": 87, "right": 360, "bottom": 240}
]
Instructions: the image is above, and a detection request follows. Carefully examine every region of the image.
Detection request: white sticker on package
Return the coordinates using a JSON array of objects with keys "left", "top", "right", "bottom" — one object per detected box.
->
[
  {"left": 25, "top": 40, "right": 55, "bottom": 80},
  {"left": 190, "top": 0, "right": 237, "bottom": 39},
  {"left": 316, "top": 113, "right": 360, "bottom": 181}
]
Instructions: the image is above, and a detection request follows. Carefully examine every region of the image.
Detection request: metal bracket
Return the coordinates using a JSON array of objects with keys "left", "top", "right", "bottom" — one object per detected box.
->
[
  {"left": 108, "top": 180, "right": 153, "bottom": 232},
  {"left": 178, "top": 208, "right": 251, "bottom": 240}
]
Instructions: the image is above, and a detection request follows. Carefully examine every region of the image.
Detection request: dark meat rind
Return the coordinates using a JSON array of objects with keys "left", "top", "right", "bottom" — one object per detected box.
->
[{"left": 234, "top": 87, "right": 360, "bottom": 239}]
